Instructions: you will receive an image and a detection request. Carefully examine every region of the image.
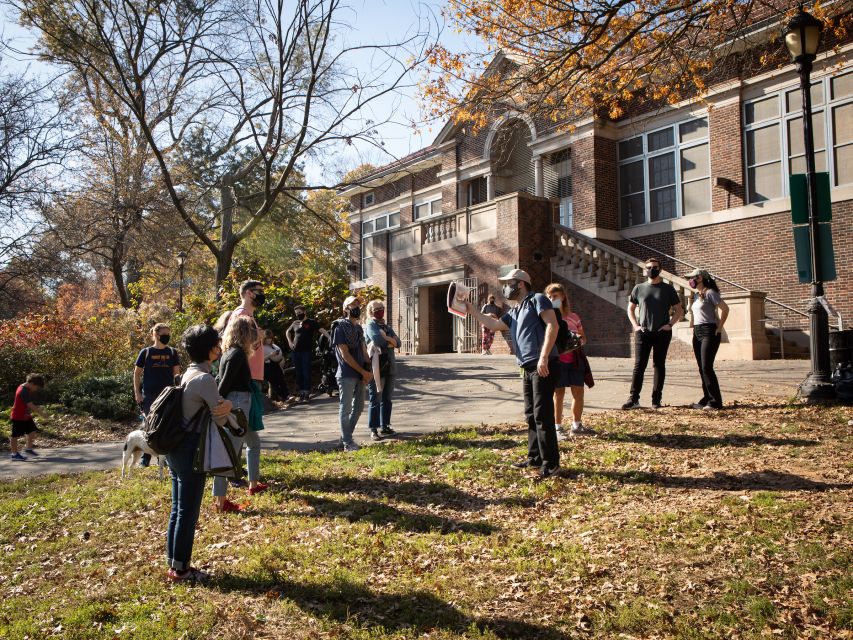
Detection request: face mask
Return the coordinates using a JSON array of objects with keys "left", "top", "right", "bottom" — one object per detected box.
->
[
  {"left": 296, "top": 311, "right": 306, "bottom": 320},
  {"left": 349, "top": 306, "right": 361, "bottom": 319},
  {"left": 159, "top": 334, "right": 171, "bottom": 345},
  {"left": 374, "top": 309, "right": 385, "bottom": 321},
  {"left": 253, "top": 291, "right": 266, "bottom": 307},
  {"left": 548, "top": 297, "right": 562, "bottom": 309},
  {"left": 647, "top": 267, "right": 661, "bottom": 279},
  {"left": 688, "top": 278, "right": 698, "bottom": 289},
  {"left": 502, "top": 282, "right": 521, "bottom": 301}
]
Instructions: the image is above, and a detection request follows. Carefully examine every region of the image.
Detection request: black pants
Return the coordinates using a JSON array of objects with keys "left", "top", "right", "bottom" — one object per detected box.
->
[
  {"left": 692, "top": 323, "right": 723, "bottom": 408},
  {"left": 522, "top": 361, "right": 560, "bottom": 472},
  {"left": 264, "top": 361, "right": 291, "bottom": 400},
  {"left": 629, "top": 330, "right": 673, "bottom": 404}
]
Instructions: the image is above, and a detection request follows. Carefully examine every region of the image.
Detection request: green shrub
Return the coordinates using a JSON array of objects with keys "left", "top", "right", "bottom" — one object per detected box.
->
[{"left": 57, "top": 373, "right": 138, "bottom": 421}]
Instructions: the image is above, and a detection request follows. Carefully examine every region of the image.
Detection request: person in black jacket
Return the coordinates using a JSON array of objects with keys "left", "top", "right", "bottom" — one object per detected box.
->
[{"left": 213, "top": 316, "right": 266, "bottom": 512}]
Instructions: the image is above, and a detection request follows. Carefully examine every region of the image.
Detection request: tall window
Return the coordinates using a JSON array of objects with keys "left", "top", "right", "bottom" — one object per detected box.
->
[
  {"left": 618, "top": 117, "right": 711, "bottom": 227},
  {"left": 359, "top": 211, "right": 400, "bottom": 279},
  {"left": 744, "top": 71, "right": 853, "bottom": 203},
  {"left": 549, "top": 149, "right": 573, "bottom": 227},
  {"left": 361, "top": 235, "right": 373, "bottom": 280},
  {"left": 466, "top": 177, "right": 487, "bottom": 206}
]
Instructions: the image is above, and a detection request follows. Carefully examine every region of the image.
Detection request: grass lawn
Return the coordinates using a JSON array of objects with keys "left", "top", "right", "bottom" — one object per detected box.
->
[{"left": 0, "top": 402, "right": 850, "bottom": 639}]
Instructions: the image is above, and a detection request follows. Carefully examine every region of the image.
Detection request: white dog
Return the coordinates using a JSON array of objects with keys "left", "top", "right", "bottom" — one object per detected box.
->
[{"left": 121, "top": 430, "right": 168, "bottom": 479}]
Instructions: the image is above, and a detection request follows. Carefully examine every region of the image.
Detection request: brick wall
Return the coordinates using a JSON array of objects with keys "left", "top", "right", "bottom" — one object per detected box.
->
[{"left": 709, "top": 102, "right": 746, "bottom": 211}]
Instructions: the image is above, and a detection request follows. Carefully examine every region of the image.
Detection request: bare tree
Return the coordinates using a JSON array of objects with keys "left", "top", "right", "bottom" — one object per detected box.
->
[{"left": 16, "top": 0, "right": 432, "bottom": 290}]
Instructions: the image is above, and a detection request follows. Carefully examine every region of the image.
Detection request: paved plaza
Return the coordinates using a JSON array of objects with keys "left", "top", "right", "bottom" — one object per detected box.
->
[{"left": 0, "top": 354, "right": 810, "bottom": 479}]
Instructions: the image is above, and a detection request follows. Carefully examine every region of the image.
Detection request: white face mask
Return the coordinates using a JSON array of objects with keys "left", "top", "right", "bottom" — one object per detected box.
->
[{"left": 548, "top": 296, "right": 562, "bottom": 309}]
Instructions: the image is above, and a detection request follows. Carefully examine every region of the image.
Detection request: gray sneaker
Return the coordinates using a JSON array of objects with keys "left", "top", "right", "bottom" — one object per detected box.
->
[
  {"left": 342, "top": 441, "right": 361, "bottom": 452},
  {"left": 570, "top": 424, "right": 596, "bottom": 437},
  {"left": 370, "top": 431, "right": 383, "bottom": 441},
  {"left": 621, "top": 400, "right": 640, "bottom": 410}
]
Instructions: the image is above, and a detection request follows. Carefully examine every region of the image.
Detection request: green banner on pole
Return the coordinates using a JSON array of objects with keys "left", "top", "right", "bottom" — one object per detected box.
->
[
  {"left": 789, "top": 172, "right": 832, "bottom": 224},
  {"left": 792, "top": 223, "right": 837, "bottom": 283}
]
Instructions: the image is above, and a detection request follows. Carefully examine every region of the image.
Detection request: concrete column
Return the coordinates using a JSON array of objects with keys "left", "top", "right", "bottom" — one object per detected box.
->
[
  {"left": 486, "top": 173, "right": 495, "bottom": 200},
  {"left": 533, "top": 156, "right": 544, "bottom": 197}
]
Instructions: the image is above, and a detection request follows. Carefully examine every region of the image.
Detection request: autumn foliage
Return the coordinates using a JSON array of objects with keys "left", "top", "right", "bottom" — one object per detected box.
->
[{"left": 424, "top": 0, "right": 852, "bottom": 128}]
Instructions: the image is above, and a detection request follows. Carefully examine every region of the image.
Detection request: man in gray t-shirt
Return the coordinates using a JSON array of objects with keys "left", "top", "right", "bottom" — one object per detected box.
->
[{"left": 623, "top": 258, "right": 683, "bottom": 409}]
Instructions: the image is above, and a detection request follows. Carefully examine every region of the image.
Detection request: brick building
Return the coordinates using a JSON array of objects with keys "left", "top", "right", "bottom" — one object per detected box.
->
[{"left": 341, "top": 46, "right": 852, "bottom": 360}]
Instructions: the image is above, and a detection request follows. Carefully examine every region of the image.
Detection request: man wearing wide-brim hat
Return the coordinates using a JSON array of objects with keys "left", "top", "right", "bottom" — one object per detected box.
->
[{"left": 466, "top": 269, "right": 562, "bottom": 479}]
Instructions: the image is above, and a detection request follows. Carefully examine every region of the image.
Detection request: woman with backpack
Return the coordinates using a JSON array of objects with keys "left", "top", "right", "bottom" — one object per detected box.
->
[
  {"left": 545, "top": 283, "right": 594, "bottom": 438},
  {"left": 213, "top": 316, "right": 268, "bottom": 512},
  {"left": 166, "top": 324, "right": 232, "bottom": 582},
  {"left": 364, "top": 299, "right": 399, "bottom": 441}
]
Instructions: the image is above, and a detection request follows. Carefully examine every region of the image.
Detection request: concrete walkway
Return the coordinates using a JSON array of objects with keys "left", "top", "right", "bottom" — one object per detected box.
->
[{"left": 0, "top": 354, "right": 809, "bottom": 480}]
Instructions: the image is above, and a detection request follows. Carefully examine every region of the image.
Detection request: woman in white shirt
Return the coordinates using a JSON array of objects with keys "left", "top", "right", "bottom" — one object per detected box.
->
[{"left": 686, "top": 268, "right": 729, "bottom": 410}]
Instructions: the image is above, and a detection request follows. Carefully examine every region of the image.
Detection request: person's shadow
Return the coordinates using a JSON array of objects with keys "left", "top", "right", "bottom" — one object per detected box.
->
[{"left": 213, "top": 574, "right": 570, "bottom": 639}]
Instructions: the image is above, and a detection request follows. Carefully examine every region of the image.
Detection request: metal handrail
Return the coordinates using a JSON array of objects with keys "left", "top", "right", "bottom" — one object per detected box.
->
[{"left": 621, "top": 236, "right": 809, "bottom": 320}]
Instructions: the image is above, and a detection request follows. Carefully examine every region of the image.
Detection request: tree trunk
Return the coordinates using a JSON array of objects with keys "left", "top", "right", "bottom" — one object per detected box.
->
[
  {"left": 215, "top": 183, "right": 236, "bottom": 294},
  {"left": 110, "top": 250, "right": 132, "bottom": 308}
]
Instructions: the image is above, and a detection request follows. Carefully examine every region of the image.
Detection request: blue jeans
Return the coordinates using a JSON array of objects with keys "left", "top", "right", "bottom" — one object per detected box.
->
[
  {"left": 165, "top": 431, "right": 205, "bottom": 571},
  {"left": 292, "top": 350, "right": 312, "bottom": 394},
  {"left": 367, "top": 374, "right": 394, "bottom": 430},
  {"left": 337, "top": 375, "right": 365, "bottom": 444},
  {"left": 212, "top": 391, "right": 259, "bottom": 496}
]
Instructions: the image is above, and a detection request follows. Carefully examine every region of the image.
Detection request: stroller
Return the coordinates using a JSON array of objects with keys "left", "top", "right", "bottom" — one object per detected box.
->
[{"left": 316, "top": 331, "right": 339, "bottom": 396}]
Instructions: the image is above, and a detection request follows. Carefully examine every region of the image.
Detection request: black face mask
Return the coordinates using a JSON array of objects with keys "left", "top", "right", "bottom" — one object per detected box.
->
[
  {"left": 502, "top": 282, "right": 521, "bottom": 301},
  {"left": 296, "top": 312, "right": 306, "bottom": 320},
  {"left": 647, "top": 267, "right": 661, "bottom": 279},
  {"left": 253, "top": 292, "right": 266, "bottom": 307},
  {"left": 159, "top": 334, "right": 171, "bottom": 345},
  {"left": 349, "top": 307, "right": 361, "bottom": 319}
]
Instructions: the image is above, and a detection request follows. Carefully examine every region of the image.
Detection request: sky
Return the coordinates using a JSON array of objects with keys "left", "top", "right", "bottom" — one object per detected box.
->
[{"left": 0, "top": 0, "right": 481, "bottom": 185}]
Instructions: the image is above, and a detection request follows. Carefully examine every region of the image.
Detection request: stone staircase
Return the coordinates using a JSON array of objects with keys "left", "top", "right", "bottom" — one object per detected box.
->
[{"left": 551, "top": 224, "right": 774, "bottom": 360}]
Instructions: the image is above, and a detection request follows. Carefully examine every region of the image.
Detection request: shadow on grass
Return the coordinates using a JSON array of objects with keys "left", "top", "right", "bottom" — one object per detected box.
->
[
  {"left": 572, "top": 468, "right": 851, "bottom": 492},
  {"left": 281, "top": 492, "right": 497, "bottom": 535},
  {"left": 602, "top": 432, "right": 819, "bottom": 449},
  {"left": 284, "top": 476, "right": 534, "bottom": 510},
  {"left": 212, "top": 574, "right": 569, "bottom": 639}
]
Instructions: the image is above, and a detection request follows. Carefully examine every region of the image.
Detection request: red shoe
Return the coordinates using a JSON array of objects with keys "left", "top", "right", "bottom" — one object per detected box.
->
[
  {"left": 215, "top": 498, "right": 244, "bottom": 513},
  {"left": 248, "top": 482, "right": 269, "bottom": 496}
]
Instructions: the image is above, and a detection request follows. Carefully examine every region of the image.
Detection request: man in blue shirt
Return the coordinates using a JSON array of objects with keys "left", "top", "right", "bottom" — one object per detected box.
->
[
  {"left": 332, "top": 295, "right": 373, "bottom": 452},
  {"left": 467, "top": 269, "right": 561, "bottom": 478}
]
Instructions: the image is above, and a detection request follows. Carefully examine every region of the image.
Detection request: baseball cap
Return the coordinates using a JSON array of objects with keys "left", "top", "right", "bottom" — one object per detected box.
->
[
  {"left": 685, "top": 268, "right": 711, "bottom": 280},
  {"left": 342, "top": 295, "right": 360, "bottom": 311},
  {"left": 497, "top": 268, "right": 532, "bottom": 284}
]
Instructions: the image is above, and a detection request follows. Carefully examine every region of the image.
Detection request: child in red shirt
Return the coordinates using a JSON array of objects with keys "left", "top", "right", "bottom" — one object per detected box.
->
[{"left": 9, "top": 374, "right": 46, "bottom": 460}]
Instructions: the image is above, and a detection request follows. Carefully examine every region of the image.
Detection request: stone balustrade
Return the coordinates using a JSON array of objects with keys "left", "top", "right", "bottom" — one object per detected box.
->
[{"left": 554, "top": 224, "right": 695, "bottom": 314}]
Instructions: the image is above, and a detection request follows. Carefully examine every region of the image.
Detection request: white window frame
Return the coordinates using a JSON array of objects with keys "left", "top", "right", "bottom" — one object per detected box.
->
[
  {"left": 413, "top": 196, "right": 442, "bottom": 221},
  {"left": 743, "top": 70, "right": 853, "bottom": 204},
  {"left": 618, "top": 117, "right": 711, "bottom": 228},
  {"left": 550, "top": 148, "right": 573, "bottom": 227},
  {"left": 363, "top": 192, "right": 375, "bottom": 207},
  {"left": 360, "top": 210, "right": 400, "bottom": 279}
]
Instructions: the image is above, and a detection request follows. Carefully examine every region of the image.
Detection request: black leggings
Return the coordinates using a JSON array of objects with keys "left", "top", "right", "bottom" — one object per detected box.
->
[{"left": 693, "top": 323, "right": 723, "bottom": 408}]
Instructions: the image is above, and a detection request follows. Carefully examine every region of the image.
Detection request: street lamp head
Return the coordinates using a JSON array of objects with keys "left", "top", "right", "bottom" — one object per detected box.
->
[
  {"left": 176, "top": 251, "right": 187, "bottom": 267},
  {"left": 784, "top": 7, "right": 823, "bottom": 62}
]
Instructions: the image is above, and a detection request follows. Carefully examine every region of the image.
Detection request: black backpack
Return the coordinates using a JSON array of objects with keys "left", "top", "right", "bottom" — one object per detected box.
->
[
  {"left": 143, "top": 385, "right": 193, "bottom": 455},
  {"left": 519, "top": 296, "right": 581, "bottom": 356}
]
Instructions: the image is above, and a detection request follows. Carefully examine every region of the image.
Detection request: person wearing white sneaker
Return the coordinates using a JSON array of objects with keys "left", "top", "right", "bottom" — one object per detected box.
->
[
  {"left": 546, "top": 283, "right": 590, "bottom": 437},
  {"left": 685, "top": 268, "right": 728, "bottom": 411},
  {"left": 9, "top": 373, "right": 47, "bottom": 461}
]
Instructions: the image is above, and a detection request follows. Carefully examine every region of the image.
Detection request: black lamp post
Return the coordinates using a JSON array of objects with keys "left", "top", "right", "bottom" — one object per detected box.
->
[
  {"left": 784, "top": 7, "right": 834, "bottom": 402},
  {"left": 176, "top": 251, "right": 187, "bottom": 313}
]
